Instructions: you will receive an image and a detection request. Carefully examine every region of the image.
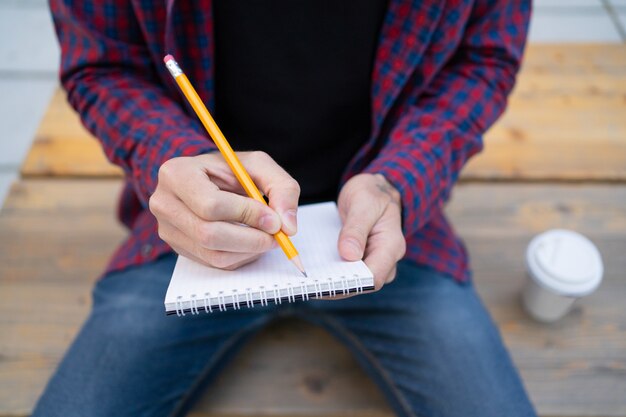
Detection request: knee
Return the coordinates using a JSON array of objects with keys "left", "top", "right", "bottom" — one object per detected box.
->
[{"left": 409, "top": 279, "right": 504, "bottom": 358}]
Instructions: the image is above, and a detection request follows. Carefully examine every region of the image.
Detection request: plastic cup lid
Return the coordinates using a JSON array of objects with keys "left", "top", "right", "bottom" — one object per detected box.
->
[{"left": 526, "top": 229, "right": 603, "bottom": 296}]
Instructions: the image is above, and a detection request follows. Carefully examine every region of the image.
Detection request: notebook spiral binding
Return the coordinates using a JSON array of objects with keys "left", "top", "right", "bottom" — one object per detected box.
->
[{"left": 173, "top": 275, "right": 366, "bottom": 316}]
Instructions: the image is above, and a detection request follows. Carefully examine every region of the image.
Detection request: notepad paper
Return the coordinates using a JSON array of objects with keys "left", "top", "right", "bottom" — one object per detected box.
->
[{"left": 164, "top": 202, "right": 374, "bottom": 315}]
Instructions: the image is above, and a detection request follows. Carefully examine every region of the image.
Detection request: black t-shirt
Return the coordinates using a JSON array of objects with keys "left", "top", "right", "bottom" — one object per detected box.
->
[{"left": 213, "top": 0, "right": 387, "bottom": 204}]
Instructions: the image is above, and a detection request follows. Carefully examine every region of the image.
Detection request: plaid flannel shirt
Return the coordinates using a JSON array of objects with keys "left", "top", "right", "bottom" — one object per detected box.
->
[{"left": 50, "top": 0, "right": 530, "bottom": 282}]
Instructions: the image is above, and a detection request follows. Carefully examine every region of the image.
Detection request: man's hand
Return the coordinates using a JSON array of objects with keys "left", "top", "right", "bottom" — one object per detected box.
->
[
  {"left": 149, "top": 151, "right": 300, "bottom": 270},
  {"left": 338, "top": 173, "right": 406, "bottom": 290}
]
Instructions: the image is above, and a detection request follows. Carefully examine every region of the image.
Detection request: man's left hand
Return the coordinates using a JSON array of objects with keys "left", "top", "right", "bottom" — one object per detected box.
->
[{"left": 337, "top": 173, "right": 406, "bottom": 290}]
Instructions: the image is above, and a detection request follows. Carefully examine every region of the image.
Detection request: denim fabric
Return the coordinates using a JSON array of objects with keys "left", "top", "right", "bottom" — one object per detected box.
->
[{"left": 33, "top": 254, "right": 536, "bottom": 417}]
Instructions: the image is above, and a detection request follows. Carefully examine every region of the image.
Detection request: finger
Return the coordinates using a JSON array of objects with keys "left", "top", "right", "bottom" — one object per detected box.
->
[
  {"left": 337, "top": 195, "right": 385, "bottom": 262},
  {"left": 156, "top": 220, "right": 210, "bottom": 264},
  {"left": 160, "top": 222, "right": 262, "bottom": 269},
  {"left": 169, "top": 242, "right": 212, "bottom": 268},
  {"left": 203, "top": 249, "right": 262, "bottom": 270},
  {"left": 222, "top": 253, "right": 263, "bottom": 270},
  {"left": 158, "top": 197, "right": 277, "bottom": 253},
  {"left": 196, "top": 153, "right": 246, "bottom": 193},
  {"left": 385, "top": 266, "right": 397, "bottom": 284},
  {"left": 175, "top": 245, "right": 261, "bottom": 272},
  {"left": 362, "top": 221, "right": 405, "bottom": 291},
  {"left": 242, "top": 151, "right": 301, "bottom": 235},
  {"left": 363, "top": 246, "right": 398, "bottom": 291},
  {"left": 195, "top": 221, "right": 277, "bottom": 253},
  {"left": 174, "top": 173, "right": 282, "bottom": 234}
]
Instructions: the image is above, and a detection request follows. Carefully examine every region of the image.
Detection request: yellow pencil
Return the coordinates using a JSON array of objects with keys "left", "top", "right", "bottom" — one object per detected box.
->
[{"left": 164, "top": 54, "right": 307, "bottom": 277}]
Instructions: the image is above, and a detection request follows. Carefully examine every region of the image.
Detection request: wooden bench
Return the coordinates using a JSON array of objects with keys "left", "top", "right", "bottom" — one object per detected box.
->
[{"left": 2, "top": 44, "right": 626, "bottom": 416}]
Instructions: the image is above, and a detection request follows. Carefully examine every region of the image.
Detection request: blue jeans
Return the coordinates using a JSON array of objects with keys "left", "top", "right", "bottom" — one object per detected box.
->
[{"left": 33, "top": 253, "right": 536, "bottom": 417}]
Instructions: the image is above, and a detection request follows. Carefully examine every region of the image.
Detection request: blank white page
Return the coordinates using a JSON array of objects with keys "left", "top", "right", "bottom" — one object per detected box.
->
[{"left": 164, "top": 202, "right": 373, "bottom": 314}]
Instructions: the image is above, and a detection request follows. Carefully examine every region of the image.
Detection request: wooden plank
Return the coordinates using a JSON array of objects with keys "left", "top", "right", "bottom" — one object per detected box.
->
[
  {"left": 0, "top": 181, "right": 124, "bottom": 416},
  {"left": 189, "top": 319, "right": 393, "bottom": 417},
  {"left": 447, "top": 184, "right": 626, "bottom": 417},
  {"left": 19, "top": 44, "right": 626, "bottom": 182},
  {"left": 1, "top": 180, "right": 625, "bottom": 416},
  {"left": 465, "top": 44, "right": 626, "bottom": 182},
  {"left": 20, "top": 91, "right": 122, "bottom": 178},
  {"left": 0, "top": 180, "right": 391, "bottom": 417}
]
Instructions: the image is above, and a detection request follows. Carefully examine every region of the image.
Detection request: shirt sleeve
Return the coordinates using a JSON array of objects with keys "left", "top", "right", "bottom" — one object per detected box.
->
[
  {"left": 50, "top": 0, "right": 217, "bottom": 207},
  {"left": 363, "top": 1, "right": 531, "bottom": 236}
]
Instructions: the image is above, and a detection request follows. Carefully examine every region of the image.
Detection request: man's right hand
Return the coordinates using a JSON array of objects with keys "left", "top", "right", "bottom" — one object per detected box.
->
[{"left": 149, "top": 151, "right": 300, "bottom": 270}]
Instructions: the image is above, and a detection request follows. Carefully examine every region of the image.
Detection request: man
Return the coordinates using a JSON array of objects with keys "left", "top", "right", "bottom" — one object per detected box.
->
[{"left": 35, "top": 1, "right": 535, "bottom": 416}]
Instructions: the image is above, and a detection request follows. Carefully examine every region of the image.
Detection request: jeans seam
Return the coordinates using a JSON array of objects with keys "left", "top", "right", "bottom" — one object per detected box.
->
[
  {"left": 301, "top": 311, "right": 420, "bottom": 417},
  {"left": 167, "top": 314, "right": 273, "bottom": 417}
]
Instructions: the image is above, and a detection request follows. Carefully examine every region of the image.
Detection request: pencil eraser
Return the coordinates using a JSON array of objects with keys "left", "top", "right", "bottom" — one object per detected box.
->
[{"left": 163, "top": 54, "right": 174, "bottom": 64}]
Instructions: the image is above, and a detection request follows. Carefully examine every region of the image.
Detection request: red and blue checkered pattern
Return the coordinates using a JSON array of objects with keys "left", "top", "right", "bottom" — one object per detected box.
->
[{"left": 50, "top": 0, "right": 530, "bottom": 282}]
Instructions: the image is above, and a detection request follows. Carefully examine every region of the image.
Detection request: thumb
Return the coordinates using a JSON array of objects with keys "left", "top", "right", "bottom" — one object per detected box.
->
[
  {"left": 338, "top": 197, "right": 384, "bottom": 262},
  {"left": 243, "top": 151, "right": 301, "bottom": 235}
]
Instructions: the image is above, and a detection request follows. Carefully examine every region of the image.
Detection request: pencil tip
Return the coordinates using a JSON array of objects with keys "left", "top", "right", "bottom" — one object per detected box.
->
[{"left": 291, "top": 255, "right": 307, "bottom": 278}]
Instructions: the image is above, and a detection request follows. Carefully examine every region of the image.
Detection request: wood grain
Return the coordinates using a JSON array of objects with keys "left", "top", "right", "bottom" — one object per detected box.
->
[
  {"left": 1, "top": 180, "right": 625, "bottom": 416},
  {"left": 20, "top": 91, "right": 122, "bottom": 178},
  {"left": 19, "top": 44, "right": 626, "bottom": 182},
  {"left": 448, "top": 184, "right": 626, "bottom": 417},
  {"left": 464, "top": 43, "right": 626, "bottom": 182}
]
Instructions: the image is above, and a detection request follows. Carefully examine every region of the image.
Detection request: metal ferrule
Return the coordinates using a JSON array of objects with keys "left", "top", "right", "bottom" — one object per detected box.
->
[{"left": 165, "top": 58, "right": 183, "bottom": 78}]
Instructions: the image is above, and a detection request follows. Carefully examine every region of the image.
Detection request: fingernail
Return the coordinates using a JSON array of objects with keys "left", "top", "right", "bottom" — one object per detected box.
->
[
  {"left": 260, "top": 214, "right": 279, "bottom": 232},
  {"left": 282, "top": 209, "right": 297, "bottom": 234}
]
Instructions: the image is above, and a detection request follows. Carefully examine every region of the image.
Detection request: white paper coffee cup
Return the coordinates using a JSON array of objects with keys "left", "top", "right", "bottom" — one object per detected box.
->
[{"left": 523, "top": 229, "right": 603, "bottom": 322}]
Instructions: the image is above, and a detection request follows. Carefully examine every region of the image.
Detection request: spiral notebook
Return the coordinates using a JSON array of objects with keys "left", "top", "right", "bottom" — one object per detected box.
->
[{"left": 164, "top": 202, "right": 374, "bottom": 315}]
